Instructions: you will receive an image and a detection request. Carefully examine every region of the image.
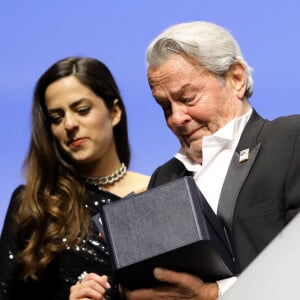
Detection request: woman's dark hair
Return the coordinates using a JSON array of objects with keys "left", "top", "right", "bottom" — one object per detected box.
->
[{"left": 16, "top": 57, "right": 130, "bottom": 280}]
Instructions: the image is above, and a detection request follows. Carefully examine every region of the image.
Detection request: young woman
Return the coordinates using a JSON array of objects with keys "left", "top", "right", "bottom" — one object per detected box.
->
[{"left": 0, "top": 56, "right": 149, "bottom": 300}]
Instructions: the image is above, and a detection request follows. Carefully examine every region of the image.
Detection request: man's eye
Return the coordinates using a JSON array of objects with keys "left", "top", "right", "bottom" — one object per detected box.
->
[
  {"left": 162, "top": 105, "right": 171, "bottom": 117},
  {"left": 181, "top": 96, "right": 194, "bottom": 103}
]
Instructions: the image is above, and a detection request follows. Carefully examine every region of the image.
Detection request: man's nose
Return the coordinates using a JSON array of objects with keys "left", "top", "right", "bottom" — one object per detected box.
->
[{"left": 170, "top": 103, "right": 189, "bottom": 126}]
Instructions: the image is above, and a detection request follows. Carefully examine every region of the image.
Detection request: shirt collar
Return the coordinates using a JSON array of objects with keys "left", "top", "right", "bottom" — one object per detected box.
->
[{"left": 175, "top": 108, "right": 253, "bottom": 172}]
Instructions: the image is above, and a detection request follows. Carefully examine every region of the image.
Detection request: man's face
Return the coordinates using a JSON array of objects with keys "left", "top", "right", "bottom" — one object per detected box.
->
[{"left": 148, "top": 54, "right": 242, "bottom": 163}]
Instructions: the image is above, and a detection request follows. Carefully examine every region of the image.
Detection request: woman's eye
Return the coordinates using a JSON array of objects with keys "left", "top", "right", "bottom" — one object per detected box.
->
[
  {"left": 49, "top": 114, "right": 63, "bottom": 124},
  {"left": 77, "top": 106, "right": 91, "bottom": 115}
]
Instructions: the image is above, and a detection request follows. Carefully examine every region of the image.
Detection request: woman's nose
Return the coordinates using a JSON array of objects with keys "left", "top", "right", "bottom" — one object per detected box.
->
[{"left": 64, "top": 113, "right": 79, "bottom": 131}]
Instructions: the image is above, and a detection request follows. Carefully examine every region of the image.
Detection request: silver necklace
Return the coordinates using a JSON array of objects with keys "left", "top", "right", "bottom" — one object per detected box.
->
[{"left": 83, "top": 163, "right": 127, "bottom": 186}]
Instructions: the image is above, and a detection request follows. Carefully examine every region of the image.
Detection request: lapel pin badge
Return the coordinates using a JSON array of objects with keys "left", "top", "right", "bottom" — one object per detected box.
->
[{"left": 239, "top": 148, "right": 250, "bottom": 163}]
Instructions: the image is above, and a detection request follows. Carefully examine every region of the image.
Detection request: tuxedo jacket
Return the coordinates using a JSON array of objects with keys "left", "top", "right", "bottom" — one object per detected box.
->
[{"left": 148, "top": 110, "right": 300, "bottom": 273}]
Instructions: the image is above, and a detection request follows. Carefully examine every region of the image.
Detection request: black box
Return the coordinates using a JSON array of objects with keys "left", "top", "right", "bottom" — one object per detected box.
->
[{"left": 100, "top": 176, "right": 237, "bottom": 289}]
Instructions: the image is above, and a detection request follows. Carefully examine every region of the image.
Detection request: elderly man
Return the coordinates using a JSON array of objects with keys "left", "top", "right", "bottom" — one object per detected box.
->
[{"left": 123, "top": 21, "right": 300, "bottom": 299}]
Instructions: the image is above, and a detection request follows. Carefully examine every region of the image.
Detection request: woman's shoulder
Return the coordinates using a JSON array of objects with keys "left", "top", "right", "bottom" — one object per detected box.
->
[
  {"left": 127, "top": 171, "right": 150, "bottom": 181},
  {"left": 105, "top": 172, "right": 150, "bottom": 197},
  {"left": 6, "top": 185, "right": 25, "bottom": 213},
  {"left": 125, "top": 171, "right": 150, "bottom": 194}
]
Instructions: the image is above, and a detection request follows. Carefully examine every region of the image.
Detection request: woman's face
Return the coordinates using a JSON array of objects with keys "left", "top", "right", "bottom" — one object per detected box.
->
[{"left": 45, "top": 75, "right": 121, "bottom": 169}]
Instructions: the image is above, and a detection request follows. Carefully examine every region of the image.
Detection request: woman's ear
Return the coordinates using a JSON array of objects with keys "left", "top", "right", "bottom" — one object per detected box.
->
[
  {"left": 227, "top": 61, "right": 247, "bottom": 100},
  {"left": 111, "top": 99, "right": 122, "bottom": 126}
]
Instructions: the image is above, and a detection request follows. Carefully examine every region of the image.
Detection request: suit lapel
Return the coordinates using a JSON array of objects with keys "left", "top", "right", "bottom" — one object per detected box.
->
[
  {"left": 217, "top": 110, "right": 266, "bottom": 231},
  {"left": 217, "top": 143, "right": 261, "bottom": 230}
]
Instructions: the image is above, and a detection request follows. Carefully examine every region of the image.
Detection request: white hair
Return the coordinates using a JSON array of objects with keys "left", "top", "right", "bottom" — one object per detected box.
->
[{"left": 146, "top": 21, "right": 253, "bottom": 98}]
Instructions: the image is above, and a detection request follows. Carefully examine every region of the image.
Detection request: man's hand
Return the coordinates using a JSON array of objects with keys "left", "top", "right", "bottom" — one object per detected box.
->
[{"left": 121, "top": 267, "right": 219, "bottom": 300}]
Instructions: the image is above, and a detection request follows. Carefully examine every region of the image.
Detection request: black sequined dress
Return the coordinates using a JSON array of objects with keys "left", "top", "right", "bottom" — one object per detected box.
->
[{"left": 0, "top": 184, "right": 122, "bottom": 300}]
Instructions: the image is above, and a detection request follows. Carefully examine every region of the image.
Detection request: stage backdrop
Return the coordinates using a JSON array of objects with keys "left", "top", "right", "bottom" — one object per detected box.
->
[{"left": 1, "top": 0, "right": 300, "bottom": 232}]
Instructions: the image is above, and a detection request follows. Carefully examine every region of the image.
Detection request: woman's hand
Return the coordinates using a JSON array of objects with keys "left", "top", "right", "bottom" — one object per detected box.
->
[
  {"left": 121, "top": 267, "right": 219, "bottom": 300},
  {"left": 69, "top": 272, "right": 111, "bottom": 300}
]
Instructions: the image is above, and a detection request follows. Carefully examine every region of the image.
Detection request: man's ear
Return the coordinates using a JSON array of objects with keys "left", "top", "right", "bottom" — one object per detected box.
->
[
  {"left": 111, "top": 99, "right": 122, "bottom": 126},
  {"left": 227, "top": 61, "right": 247, "bottom": 100}
]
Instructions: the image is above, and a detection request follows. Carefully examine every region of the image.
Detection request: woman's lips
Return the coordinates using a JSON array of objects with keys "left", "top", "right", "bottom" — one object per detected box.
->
[{"left": 69, "top": 138, "right": 87, "bottom": 147}]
